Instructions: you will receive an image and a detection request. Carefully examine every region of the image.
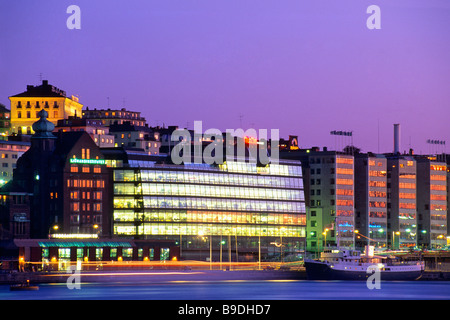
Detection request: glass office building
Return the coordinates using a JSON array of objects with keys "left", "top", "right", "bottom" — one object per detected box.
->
[{"left": 108, "top": 150, "right": 306, "bottom": 261}]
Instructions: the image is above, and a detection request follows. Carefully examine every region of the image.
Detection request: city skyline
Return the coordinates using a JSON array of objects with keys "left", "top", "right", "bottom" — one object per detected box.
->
[{"left": 1, "top": 0, "right": 449, "bottom": 155}]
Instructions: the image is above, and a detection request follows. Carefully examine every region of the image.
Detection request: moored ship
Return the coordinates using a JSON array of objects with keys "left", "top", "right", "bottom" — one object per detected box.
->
[{"left": 304, "top": 246, "right": 424, "bottom": 281}]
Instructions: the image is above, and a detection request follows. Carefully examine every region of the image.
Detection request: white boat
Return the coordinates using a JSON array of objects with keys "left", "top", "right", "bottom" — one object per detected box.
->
[{"left": 304, "top": 246, "right": 424, "bottom": 281}]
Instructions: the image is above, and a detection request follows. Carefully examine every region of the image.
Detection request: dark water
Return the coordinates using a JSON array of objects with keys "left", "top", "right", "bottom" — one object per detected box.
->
[{"left": 1, "top": 280, "right": 450, "bottom": 300}]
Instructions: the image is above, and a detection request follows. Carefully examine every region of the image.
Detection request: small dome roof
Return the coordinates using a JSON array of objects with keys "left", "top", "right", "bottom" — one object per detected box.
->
[{"left": 32, "top": 109, "right": 56, "bottom": 138}]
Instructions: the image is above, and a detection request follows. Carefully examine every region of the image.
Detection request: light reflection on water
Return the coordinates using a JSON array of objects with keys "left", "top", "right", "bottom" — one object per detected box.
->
[{"left": 1, "top": 280, "right": 450, "bottom": 300}]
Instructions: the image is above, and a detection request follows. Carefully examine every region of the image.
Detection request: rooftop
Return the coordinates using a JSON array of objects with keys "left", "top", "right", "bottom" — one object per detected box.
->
[{"left": 10, "top": 80, "right": 68, "bottom": 98}]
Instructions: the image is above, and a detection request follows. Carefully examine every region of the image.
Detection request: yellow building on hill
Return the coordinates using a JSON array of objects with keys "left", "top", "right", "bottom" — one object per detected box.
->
[{"left": 9, "top": 80, "right": 83, "bottom": 135}]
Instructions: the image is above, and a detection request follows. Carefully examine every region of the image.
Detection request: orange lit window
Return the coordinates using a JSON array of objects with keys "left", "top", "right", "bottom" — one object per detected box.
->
[
  {"left": 336, "top": 179, "right": 353, "bottom": 185},
  {"left": 369, "top": 181, "right": 386, "bottom": 188},
  {"left": 399, "top": 183, "right": 416, "bottom": 189},
  {"left": 431, "top": 185, "right": 446, "bottom": 191},
  {"left": 407, "top": 161, "right": 414, "bottom": 166},
  {"left": 369, "top": 170, "right": 387, "bottom": 177},
  {"left": 369, "top": 211, "right": 386, "bottom": 218},
  {"left": 400, "top": 174, "right": 416, "bottom": 179},
  {"left": 336, "top": 200, "right": 353, "bottom": 206},
  {"left": 431, "top": 165, "right": 446, "bottom": 171},
  {"left": 369, "top": 191, "right": 386, "bottom": 198},
  {"left": 336, "top": 168, "right": 353, "bottom": 175},
  {"left": 336, "top": 189, "right": 354, "bottom": 196},
  {"left": 70, "top": 165, "right": 78, "bottom": 173},
  {"left": 431, "top": 204, "right": 446, "bottom": 211},
  {"left": 82, "top": 166, "right": 90, "bottom": 173},
  {"left": 430, "top": 175, "right": 446, "bottom": 181},
  {"left": 399, "top": 203, "right": 416, "bottom": 209},
  {"left": 430, "top": 194, "right": 446, "bottom": 201},
  {"left": 93, "top": 165, "right": 101, "bottom": 173},
  {"left": 336, "top": 157, "right": 353, "bottom": 164},
  {"left": 369, "top": 201, "right": 386, "bottom": 208},
  {"left": 399, "top": 193, "right": 416, "bottom": 199},
  {"left": 71, "top": 202, "right": 80, "bottom": 212},
  {"left": 336, "top": 210, "right": 353, "bottom": 217}
]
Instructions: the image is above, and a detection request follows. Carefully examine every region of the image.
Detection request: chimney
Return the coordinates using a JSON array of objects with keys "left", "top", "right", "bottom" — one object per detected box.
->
[{"left": 394, "top": 124, "right": 400, "bottom": 154}]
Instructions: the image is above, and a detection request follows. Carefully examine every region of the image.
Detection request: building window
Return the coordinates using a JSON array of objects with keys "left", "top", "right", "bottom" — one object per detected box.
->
[
  {"left": 70, "top": 191, "right": 79, "bottom": 200},
  {"left": 82, "top": 166, "right": 90, "bottom": 173},
  {"left": 71, "top": 202, "right": 80, "bottom": 212},
  {"left": 160, "top": 248, "right": 170, "bottom": 261},
  {"left": 70, "top": 165, "right": 78, "bottom": 173},
  {"left": 94, "top": 191, "right": 102, "bottom": 200},
  {"left": 81, "top": 148, "right": 91, "bottom": 160},
  {"left": 123, "top": 248, "right": 133, "bottom": 258}
]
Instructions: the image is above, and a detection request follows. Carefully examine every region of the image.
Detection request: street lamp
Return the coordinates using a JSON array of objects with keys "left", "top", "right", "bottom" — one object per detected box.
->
[
  {"left": 322, "top": 228, "right": 329, "bottom": 249},
  {"left": 392, "top": 231, "right": 400, "bottom": 250},
  {"left": 198, "top": 230, "right": 212, "bottom": 269},
  {"left": 280, "top": 227, "right": 286, "bottom": 264},
  {"left": 48, "top": 224, "right": 59, "bottom": 239}
]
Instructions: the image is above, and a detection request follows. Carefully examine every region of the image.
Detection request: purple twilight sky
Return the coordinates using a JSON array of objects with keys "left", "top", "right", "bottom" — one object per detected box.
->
[{"left": 1, "top": 0, "right": 449, "bottom": 154}]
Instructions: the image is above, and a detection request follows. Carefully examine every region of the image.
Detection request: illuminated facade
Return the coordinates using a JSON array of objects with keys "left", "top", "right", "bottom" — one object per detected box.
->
[
  {"left": 109, "top": 122, "right": 160, "bottom": 155},
  {"left": 0, "top": 103, "right": 11, "bottom": 138},
  {"left": 4, "top": 110, "right": 111, "bottom": 239},
  {"left": 0, "top": 140, "right": 30, "bottom": 186},
  {"left": 82, "top": 107, "right": 146, "bottom": 127},
  {"left": 9, "top": 80, "right": 83, "bottom": 135},
  {"left": 280, "top": 148, "right": 355, "bottom": 252},
  {"left": 55, "top": 117, "right": 115, "bottom": 148},
  {"left": 355, "top": 155, "right": 388, "bottom": 248},
  {"left": 387, "top": 156, "right": 417, "bottom": 248},
  {"left": 416, "top": 158, "right": 447, "bottom": 248},
  {"left": 106, "top": 149, "right": 306, "bottom": 261}
]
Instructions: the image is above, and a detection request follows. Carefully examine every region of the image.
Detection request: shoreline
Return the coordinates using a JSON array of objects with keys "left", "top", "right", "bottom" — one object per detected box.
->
[{"left": 1, "top": 269, "right": 450, "bottom": 285}]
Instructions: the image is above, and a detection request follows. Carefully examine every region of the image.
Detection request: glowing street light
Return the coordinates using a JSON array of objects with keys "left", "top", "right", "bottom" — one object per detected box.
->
[{"left": 48, "top": 224, "right": 59, "bottom": 239}]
